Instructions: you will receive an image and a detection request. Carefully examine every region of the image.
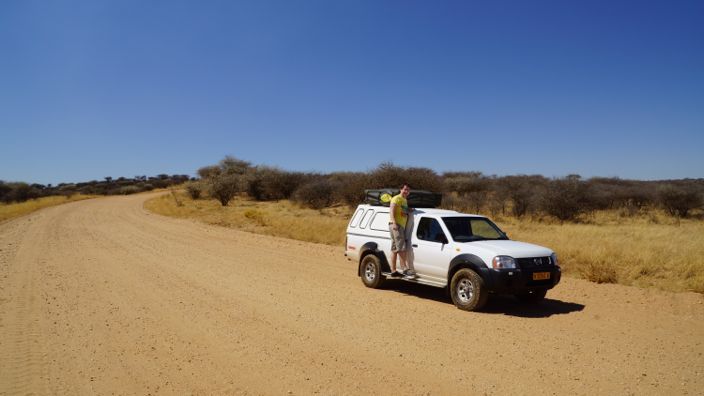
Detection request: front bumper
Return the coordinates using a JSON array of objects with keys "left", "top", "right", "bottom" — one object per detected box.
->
[{"left": 479, "top": 266, "right": 561, "bottom": 294}]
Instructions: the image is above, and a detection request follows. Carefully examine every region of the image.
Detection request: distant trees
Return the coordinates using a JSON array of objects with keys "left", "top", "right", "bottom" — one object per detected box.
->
[
  {"left": 0, "top": 174, "right": 191, "bottom": 204},
  {"left": 10, "top": 155, "right": 699, "bottom": 223},
  {"left": 292, "top": 179, "right": 337, "bottom": 209},
  {"left": 541, "top": 175, "right": 592, "bottom": 221},
  {"left": 328, "top": 172, "right": 368, "bottom": 206},
  {"left": 657, "top": 184, "right": 702, "bottom": 218},
  {"left": 0, "top": 182, "right": 11, "bottom": 201},
  {"left": 193, "top": 158, "right": 445, "bottom": 209},
  {"left": 501, "top": 175, "right": 546, "bottom": 218},
  {"left": 443, "top": 172, "right": 490, "bottom": 214},
  {"left": 187, "top": 156, "right": 703, "bottom": 220},
  {"left": 0, "top": 181, "right": 41, "bottom": 203},
  {"left": 367, "top": 162, "right": 443, "bottom": 192},
  {"left": 245, "top": 166, "right": 307, "bottom": 201}
]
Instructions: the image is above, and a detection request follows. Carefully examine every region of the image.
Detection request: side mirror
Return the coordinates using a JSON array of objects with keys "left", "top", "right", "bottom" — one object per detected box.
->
[{"left": 435, "top": 235, "right": 448, "bottom": 244}]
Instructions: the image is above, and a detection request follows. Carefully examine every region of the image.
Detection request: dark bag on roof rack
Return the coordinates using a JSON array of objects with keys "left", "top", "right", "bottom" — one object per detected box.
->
[{"left": 364, "top": 189, "right": 442, "bottom": 208}]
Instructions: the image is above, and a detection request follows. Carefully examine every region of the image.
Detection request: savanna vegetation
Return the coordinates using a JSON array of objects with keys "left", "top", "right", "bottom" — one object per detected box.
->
[
  {"left": 0, "top": 174, "right": 190, "bottom": 222},
  {"left": 0, "top": 174, "right": 191, "bottom": 205},
  {"left": 0, "top": 194, "right": 98, "bottom": 222},
  {"left": 146, "top": 156, "right": 704, "bottom": 294}
]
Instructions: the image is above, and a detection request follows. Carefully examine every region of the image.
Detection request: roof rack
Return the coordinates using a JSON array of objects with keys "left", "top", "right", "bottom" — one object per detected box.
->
[{"left": 364, "top": 189, "right": 442, "bottom": 208}]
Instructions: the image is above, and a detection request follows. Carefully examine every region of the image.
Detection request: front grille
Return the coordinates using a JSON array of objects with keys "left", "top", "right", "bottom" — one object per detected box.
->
[{"left": 517, "top": 256, "right": 553, "bottom": 269}]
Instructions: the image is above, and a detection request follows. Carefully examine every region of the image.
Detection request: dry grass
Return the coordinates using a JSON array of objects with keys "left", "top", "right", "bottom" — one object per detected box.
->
[
  {"left": 146, "top": 193, "right": 704, "bottom": 294},
  {"left": 497, "top": 212, "right": 704, "bottom": 294},
  {"left": 0, "top": 194, "right": 97, "bottom": 222},
  {"left": 145, "top": 192, "right": 352, "bottom": 245}
]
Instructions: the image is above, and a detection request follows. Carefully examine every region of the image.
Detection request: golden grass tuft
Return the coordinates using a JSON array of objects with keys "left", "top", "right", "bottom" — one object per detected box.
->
[
  {"left": 0, "top": 194, "right": 97, "bottom": 222},
  {"left": 145, "top": 193, "right": 704, "bottom": 293},
  {"left": 144, "top": 192, "right": 352, "bottom": 245},
  {"left": 578, "top": 261, "right": 618, "bottom": 284}
]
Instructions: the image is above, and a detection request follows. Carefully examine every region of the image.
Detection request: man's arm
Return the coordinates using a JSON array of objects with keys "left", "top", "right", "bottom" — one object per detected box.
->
[{"left": 389, "top": 202, "right": 396, "bottom": 227}]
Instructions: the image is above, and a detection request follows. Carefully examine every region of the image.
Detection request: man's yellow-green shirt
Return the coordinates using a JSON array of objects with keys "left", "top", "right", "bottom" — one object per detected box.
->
[{"left": 391, "top": 194, "right": 408, "bottom": 228}]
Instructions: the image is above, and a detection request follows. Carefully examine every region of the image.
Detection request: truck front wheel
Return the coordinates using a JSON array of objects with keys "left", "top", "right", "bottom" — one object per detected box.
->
[{"left": 450, "top": 268, "right": 488, "bottom": 311}]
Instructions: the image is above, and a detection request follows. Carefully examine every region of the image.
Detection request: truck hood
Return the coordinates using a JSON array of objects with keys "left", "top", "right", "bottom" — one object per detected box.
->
[{"left": 466, "top": 240, "right": 552, "bottom": 258}]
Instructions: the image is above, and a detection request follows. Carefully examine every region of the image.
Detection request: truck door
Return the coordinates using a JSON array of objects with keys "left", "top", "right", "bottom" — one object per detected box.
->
[{"left": 411, "top": 217, "right": 453, "bottom": 284}]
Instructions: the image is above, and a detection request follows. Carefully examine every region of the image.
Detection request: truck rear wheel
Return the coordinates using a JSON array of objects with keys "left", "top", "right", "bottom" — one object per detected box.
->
[
  {"left": 450, "top": 268, "right": 488, "bottom": 311},
  {"left": 360, "top": 254, "right": 385, "bottom": 289}
]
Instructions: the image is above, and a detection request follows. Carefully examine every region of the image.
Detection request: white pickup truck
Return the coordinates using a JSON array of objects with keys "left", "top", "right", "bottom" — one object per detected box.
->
[{"left": 345, "top": 204, "right": 561, "bottom": 311}]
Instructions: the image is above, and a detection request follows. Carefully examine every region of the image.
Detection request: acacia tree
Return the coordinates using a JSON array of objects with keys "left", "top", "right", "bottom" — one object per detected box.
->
[
  {"left": 658, "top": 185, "right": 701, "bottom": 218},
  {"left": 245, "top": 166, "right": 307, "bottom": 201},
  {"left": 368, "top": 162, "right": 442, "bottom": 191},
  {"left": 203, "top": 156, "right": 252, "bottom": 206},
  {"left": 210, "top": 174, "right": 240, "bottom": 206},
  {"left": 293, "top": 179, "right": 338, "bottom": 209},
  {"left": 541, "top": 176, "right": 591, "bottom": 221},
  {"left": 500, "top": 176, "right": 544, "bottom": 217}
]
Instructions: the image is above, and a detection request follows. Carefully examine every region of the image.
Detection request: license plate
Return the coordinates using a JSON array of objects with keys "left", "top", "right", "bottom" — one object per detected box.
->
[{"left": 533, "top": 272, "right": 550, "bottom": 281}]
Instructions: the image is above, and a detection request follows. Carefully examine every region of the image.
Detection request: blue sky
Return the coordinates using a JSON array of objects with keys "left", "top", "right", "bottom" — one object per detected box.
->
[{"left": 1, "top": 0, "right": 702, "bottom": 185}]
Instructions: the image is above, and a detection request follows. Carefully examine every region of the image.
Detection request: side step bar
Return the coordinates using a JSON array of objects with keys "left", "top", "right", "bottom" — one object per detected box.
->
[{"left": 381, "top": 272, "right": 447, "bottom": 288}]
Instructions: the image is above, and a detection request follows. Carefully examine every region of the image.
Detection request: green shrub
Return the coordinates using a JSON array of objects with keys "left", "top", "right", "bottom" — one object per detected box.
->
[
  {"left": 497, "top": 175, "right": 547, "bottom": 217},
  {"left": 443, "top": 172, "right": 489, "bottom": 213},
  {"left": 658, "top": 185, "right": 701, "bottom": 218},
  {"left": 329, "top": 172, "right": 369, "bottom": 206},
  {"left": 119, "top": 185, "right": 141, "bottom": 195},
  {"left": 197, "top": 165, "right": 221, "bottom": 180},
  {"left": 0, "top": 181, "right": 11, "bottom": 202},
  {"left": 208, "top": 174, "right": 241, "bottom": 206},
  {"left": 219, "top": 156, "right": 251, "bottom": 176},
  {"left": 185, "top": 181, "right": 204, "bottom": 199},
  {"left": 1, "top": 182, "right": 41, "bottom": 203},
  {"left": 541, "top": 176, "right": 592, "bottom": 221},
  {"left": 245, "top": 167, "right": 307, "bottom": 200},
  {"left": 368, "top": 162, "right": 443, "bottom": 192},
  {"left": 293, "top": 179, "right": 338, "bottom": 209}
]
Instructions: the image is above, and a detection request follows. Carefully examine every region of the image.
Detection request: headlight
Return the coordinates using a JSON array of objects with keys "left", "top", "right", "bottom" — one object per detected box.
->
[
  {"left": 492, "top": 255, "right": 516, "bottom": 269},
  {"left": 551, "top": 253, "right": 559, "bottom": 266}
]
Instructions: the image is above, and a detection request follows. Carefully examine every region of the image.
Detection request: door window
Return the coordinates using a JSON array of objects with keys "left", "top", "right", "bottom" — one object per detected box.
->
[{"left": 416, "top": 217, "right": 448, "bottom": 243}]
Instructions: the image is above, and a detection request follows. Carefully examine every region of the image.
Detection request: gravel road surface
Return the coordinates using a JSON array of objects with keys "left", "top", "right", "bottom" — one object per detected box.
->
[{"left": 1, "top": 193, "right": 702, "bottom": 395}]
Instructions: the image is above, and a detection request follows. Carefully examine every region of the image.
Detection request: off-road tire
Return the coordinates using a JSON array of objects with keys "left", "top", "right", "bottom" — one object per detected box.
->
[
  {"left": 515, "top": 289, "right": 548, "bottom": 303},
  {"left": 449, "top": 268, "right": 488, "bottom": 311},
  {"left": 360, "top": 254, "right": 385, "bottom": 289}
]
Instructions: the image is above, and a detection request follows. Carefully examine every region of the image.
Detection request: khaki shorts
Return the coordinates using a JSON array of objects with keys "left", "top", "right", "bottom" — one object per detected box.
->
[{"left": 389, "top": 224, "right": 407, "bottom": 252}]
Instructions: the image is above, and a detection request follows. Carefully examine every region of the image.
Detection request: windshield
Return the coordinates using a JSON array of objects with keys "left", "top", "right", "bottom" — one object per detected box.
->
[{"left": 442, "top": 217, "right": 507, "bottom": 242}]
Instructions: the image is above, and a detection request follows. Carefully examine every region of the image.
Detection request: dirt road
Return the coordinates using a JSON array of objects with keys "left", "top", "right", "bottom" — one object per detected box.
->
[{"left": 1, "top": 193, "right": 702, "bottom": 395}]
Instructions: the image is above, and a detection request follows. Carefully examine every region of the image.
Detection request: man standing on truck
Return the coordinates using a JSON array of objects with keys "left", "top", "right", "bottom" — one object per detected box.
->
[{"left": 389, "top": 184, "right": 415, "bottom": 278}]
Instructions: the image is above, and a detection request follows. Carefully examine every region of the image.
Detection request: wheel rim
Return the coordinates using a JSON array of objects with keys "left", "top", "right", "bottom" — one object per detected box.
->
[
  {"left": 364, "top": 261, "right": 376, "bottom": 282},
  {"left": 456, "top": 278, "right": 474, "bottom": 304}
]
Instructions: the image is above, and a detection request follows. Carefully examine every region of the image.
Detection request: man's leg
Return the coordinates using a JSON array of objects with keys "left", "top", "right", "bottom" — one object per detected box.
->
[
  {"left": 390, "top": 250, "right": 397, "bottom": 273},
  {"left": 398, "top": 251, "right": 407, "bottom": 271}
]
